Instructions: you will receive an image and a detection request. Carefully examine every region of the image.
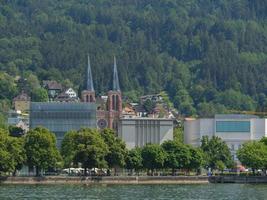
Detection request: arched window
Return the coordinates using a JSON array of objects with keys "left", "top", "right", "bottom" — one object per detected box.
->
[
  {"left": 115, "top": 95, "right": 119, "bottom": 111},
  {"left": 90, "top": 95, "right": 93, "bottom": 102},
  {"left": 112, "top": 95, "right": 116, "bottom": 110},
  {"left": 86, "top": 95, "right": 89, "bottom": 102}
]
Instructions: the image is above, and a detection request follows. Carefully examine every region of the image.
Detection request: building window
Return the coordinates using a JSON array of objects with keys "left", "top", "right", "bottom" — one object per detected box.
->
[
  {"left": 216, "top": 121, "right": 250, "bottom": 132},
  {"left": 231, "top": 144, "right": 235, "bottom": 151}
]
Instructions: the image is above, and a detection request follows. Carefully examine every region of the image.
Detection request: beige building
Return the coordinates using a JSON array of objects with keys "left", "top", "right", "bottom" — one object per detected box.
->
[
  {"left": 118, "top": 118, "right": 173, "bottom": 149},
  {"left": 13, "top": 92, "right": 31, "bottom": 112}
]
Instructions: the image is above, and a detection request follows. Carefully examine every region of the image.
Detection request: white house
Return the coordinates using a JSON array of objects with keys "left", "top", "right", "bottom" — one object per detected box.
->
[{"left": 65, "top": 88, "right": 77, "bottom": 98}]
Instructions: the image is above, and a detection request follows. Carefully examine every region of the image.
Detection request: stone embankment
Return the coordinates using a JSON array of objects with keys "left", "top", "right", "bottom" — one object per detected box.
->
[
  {"left": 0, "top": 176, "right": 209, "bottom": 185},
  {"left": 209, "top": 176, "right": 267, "bottom": 183}
]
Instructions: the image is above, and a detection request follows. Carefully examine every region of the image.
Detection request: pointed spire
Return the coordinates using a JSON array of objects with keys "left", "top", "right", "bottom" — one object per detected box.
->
[
  {"left": 86, "top": 54, "right": 94, "bottom": 91},
  {"left": 113, "top": 56, "right": 120, "bottom": 91}
]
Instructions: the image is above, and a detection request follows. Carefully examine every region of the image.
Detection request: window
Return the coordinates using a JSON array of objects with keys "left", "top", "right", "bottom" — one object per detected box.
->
[{"left": 216, "top": 121, "right": 250, "bottom": 132}]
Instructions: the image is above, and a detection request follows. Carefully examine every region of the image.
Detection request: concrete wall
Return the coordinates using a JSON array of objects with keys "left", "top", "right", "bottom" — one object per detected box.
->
[
  {"left": 119, "top": 118, "right": 173, "bottom": 149},
  {"left": 0, "top": 176, "right": 209, "bottom": 185},
  {"left": 252, "top": 119, "right": 266, "bottom": 140},
  {"left": 184, "top": 116, "right": 267, "bottom": 161},
  {"left": 184, "top": 119, "right": 200, "bottom": 146}
]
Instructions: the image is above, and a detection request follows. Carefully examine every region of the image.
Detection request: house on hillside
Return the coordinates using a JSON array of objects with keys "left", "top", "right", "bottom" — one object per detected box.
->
[
  {"left": 43, "top": 80, "right": 62, "bottom": 99},
  {"left": 54, "top": 88, "right": 79, "bottom": 102},
  {"left": 13, "top": 92, "right": 31, "bottom": 112}
]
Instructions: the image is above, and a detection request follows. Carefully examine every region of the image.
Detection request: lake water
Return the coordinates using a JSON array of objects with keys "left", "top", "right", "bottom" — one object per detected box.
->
[{"left": 0, "top": 184, "right": 266, "bottom": 200}]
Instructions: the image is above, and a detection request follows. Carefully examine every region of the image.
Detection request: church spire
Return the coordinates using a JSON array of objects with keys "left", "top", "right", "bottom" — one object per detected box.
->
[
  {"left": 86, "top": 54, "right": 94, "bottom": 91},
  {"left": 113, "top": 56, "right": 120, "bottom": 91}
]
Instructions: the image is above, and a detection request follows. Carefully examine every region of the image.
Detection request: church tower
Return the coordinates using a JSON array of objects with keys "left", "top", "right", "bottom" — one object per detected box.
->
[
  {"left": 81, "top": 55, "right": 95, "bottom": 103},
  {"left": 107, "top": 56, "right": 122, "bottom": 129}
]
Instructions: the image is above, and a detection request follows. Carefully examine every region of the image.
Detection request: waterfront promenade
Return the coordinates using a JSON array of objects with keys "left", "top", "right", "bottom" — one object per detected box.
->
[{"left": 0, "top": 176, "right": 209, "bottom": 185}]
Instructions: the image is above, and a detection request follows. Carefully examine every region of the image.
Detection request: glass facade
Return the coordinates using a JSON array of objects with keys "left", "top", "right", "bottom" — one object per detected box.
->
[
  {"left": 216, "top": 121, "right": 250, "bottom": 132},
  {"left": 30, "top": 102, "right": 96, "bottom": 147}
]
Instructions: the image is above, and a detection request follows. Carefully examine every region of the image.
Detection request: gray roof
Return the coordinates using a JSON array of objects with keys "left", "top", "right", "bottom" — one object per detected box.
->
[
  {"left": 86, "top": 55, "right": 94, "bottom": 91},
  {"left": 215, "top": 114, "right": 259, "bottom": 119},
  {"left": 112, "top": 56, "right": 120, "bottom": 91},
  {"left": 30, "top": 102, "right": 96, "bottom": 111}
]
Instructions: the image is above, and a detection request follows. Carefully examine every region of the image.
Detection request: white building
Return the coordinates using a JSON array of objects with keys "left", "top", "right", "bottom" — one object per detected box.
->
[
  {"left": 184, "top": 114, "right": 267, "bottom": 160},
  {"left": 118, "top": 118, "right": 173, "bottom": 149},
  {"left": 65, "top": 88, "right": 77, "bottom": 98}
]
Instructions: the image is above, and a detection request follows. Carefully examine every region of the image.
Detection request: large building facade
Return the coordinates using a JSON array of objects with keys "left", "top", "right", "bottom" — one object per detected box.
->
[
  {"left": 30, "top": 102, "right": 96, "bottom": 146},
  {"left": 184, "top": 114, "right": 267, "bottom": 160},
  {"left": 118, "top": 118, "right": 173, "bottom": 149}
]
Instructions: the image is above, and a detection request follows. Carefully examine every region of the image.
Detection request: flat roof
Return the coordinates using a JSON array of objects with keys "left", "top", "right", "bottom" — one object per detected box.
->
[{"left": 120, "top": 117, "right": 173, "bottom": 121}]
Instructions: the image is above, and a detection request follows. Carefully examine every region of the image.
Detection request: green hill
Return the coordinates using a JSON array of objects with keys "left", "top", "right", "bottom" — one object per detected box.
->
[{"left": 0, "top": 0, "right": 267, "bottom": 121}]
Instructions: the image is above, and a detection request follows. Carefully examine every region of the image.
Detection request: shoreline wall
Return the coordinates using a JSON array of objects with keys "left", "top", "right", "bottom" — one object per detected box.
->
[
  {"left": 0, "top": 176, "right": 209, "bottom": 185},
  {"left": 209, "top": 176, "right": 267, "bottom": 183}
]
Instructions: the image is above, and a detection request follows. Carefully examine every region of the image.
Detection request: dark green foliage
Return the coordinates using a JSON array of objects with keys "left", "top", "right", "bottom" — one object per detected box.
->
[
  {"left": 0, "top": 1, "right": 266, "bottom": 116},
  {"left": 0, "top": 128, "right": 26, "bottom": 175},
  {"left": 125, "top": 148, "right": 143, "bottom": 172},
  {"left": 237, "top": 141, "right": 267, "bottom": 171},
  {"left": 100, "top": 128, "right": 127, "bottom": 170},
  {"left": 187, "top": 146, "right": 204, "bottom": 172},
  {"left": 173, "top": 127, "right": 184, "bottom": 143},
  {"left": 162, "top": 141, "right": 191, "bottom": 172},
  {"left": 61, "top": 128, "right": 108, "bottom": 175},
  {"left": 201, "top": 136, "right": 234, "bottom": 171},
  {"left": 141, "top": 144, "right": 166, "bottom": 172},
  {"left": 24, "top": 127, "right": 62, "bottom": 176},
  {"left": 143, "top": 99, "right": 156, "bottom": 114},
  {"left": 31, "top": 88, "right": 48, "bottom": 102}
]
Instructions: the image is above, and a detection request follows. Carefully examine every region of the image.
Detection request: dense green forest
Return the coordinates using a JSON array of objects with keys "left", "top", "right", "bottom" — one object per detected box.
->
[{"left": 0, "top": 0, "right": 267, "bottom": 121}]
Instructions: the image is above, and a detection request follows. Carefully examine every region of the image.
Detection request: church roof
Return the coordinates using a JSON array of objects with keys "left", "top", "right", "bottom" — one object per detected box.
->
[
  {"left": 113, "top": 56, "right": 120, "bottom": 91},
  {"left": 13, "top": 92, "right": 31, "bottom": 101},
  {"left": 86, "top": 55, "right": 94, "bottom": 91}
]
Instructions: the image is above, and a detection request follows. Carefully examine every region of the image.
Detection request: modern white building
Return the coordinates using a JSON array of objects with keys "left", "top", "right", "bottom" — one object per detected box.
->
[
  {"left": 118, "top": 118, "right": 173, "bottom": 149},
  {"left": 184, "top": 114, "right": 267, "bottom": 160}
]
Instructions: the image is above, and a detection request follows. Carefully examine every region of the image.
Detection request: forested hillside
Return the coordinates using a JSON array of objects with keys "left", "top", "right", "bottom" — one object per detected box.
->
[{"left": 0, "top": 0, "right": 267, "bottom": 120}]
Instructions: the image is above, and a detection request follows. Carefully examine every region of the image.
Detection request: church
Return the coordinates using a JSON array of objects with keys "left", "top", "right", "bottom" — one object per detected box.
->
[
  {"left": 81, "top": 56, "right": 122, "bottom": 131},
  {"left": 30, "top": 56, "right": 173, "bottom": 149}
]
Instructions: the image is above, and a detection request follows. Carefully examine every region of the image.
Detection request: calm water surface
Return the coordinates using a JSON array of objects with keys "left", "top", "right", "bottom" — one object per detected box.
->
[{"left": 0, "top": 184, "right": 266, "bottom": 200}]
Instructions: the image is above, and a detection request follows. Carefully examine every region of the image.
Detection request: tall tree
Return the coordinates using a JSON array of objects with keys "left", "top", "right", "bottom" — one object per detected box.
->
[
  {"left": 141, "top": 144, "right": 166, "bottom": 175},
  {"left": 68, "top": 128, "right": 108, "bottom": 175},
  {"left": 0, "top": 128, "right": 25, "bottom": 175},
  {"left": 201, "top": 136, "right": 234, "bottom": 171},
  {"left": 162, "top": 140, "right": 191, "bottom": 175},
  {"left": 100, "top": 128, "right": 127, "bottom": 175},
  {"left": 24, "top": 127, "right": 62, "bottom": 176},
  {"left": 125, "top": 148, "right": 143, "bottom": 175},
  {"left": 237, "top": 141, "right": 267, "bottom": 173}
]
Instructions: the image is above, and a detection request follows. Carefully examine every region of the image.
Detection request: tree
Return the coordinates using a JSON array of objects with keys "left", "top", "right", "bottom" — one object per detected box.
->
[
  {"left": 141, "top": 144, "right": 166, "bottom": 175},
  {"left": 201, "top": 136, "right": 233, "bottom": 171},
  {"left": 173, "top": 126, "right": 184, "bottom": 143},
  {"left": 70, "top": 128, "right": 108, "bottom": 175},
  {"left": 24, "top": 127, "right": 62, "bottom": 176},
  {"left": 0, "top": 128, "right": 25, "bottom": 175},
  {"left": 125, "top": 148, "right": 143, "bottom": 175},
  {"left": 31, "top": 88, "right": 48, "bottom": 102},
  {"left": 187, "top": 146, "right": 204, "bottom": 173},
  {"left": 237, "top": 141, "right": 267, "bottom": 173},
  {"left": 100, "top": 128, "right": 127, "bottom": 175},
  {"left": 0, "top": 72, "right": 18, "bottom": 99},
  {"left": 143, "top": 99, "right": 156, "bottom": 114},
  {"left": 162, "top": 140, "right": 191, "bottom": 175},
  {"left": 61, "top": 131, "right": 77, "bottom": 168}
]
